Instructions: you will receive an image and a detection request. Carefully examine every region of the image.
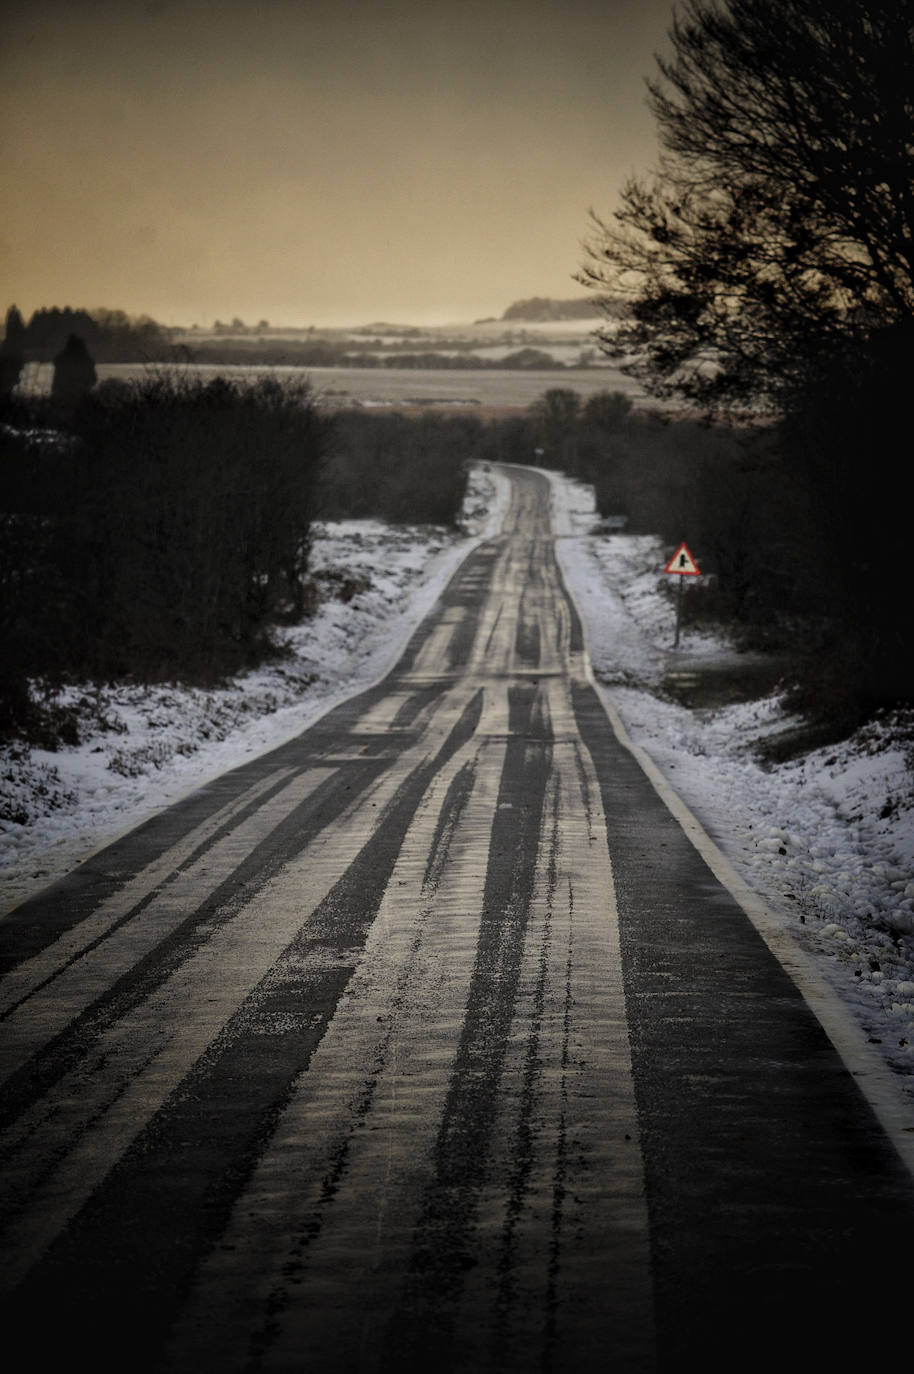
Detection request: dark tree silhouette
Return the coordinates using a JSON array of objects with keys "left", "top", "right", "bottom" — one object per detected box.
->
[
  {"left": 1, "top": 373, "right": 331, "bottom": 736},
  {"left": 51, "top": 333, "right": 97, "bottom": 406},
  {"left": 3, "top": 304, "right": 26, "bottom": 349},
  {"left": 579, "top": 0, "right": 914, "bottom": 721},
  {"left": 579, "top": 0, "right": 914, "bottom": 410},
  {"left": 528, "top": 388, "right": 582, "bottom": 466},
  {"left": 582, "top": 389, "right": 632, "bottom": 434},
  {"left": 21, "top": 306, "right": 172, "bottom": 363},
  {"left": 0, "top": 306, "right": 27, "bottom": 400}
]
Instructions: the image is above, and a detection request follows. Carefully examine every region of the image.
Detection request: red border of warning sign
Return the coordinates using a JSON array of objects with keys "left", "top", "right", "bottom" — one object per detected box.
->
[{"left": 665, "top": 542, "right": 701, "bottom": 575}]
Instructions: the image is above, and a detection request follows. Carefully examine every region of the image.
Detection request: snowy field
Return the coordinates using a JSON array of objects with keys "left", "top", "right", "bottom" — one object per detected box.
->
[
  {"left": 287, "top": 363, "right": 641, "bottom": 409},
  {"left": 2, "top": 463, "right": 912, "bottom": 1119},
  {"left": 19, "top": 361, "right": 643, "bottom": 411}
]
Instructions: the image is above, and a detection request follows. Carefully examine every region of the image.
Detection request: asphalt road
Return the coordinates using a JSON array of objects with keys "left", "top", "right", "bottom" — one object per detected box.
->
[{"left": 2, "top": 465, "right": 913, "bottom": 1372}]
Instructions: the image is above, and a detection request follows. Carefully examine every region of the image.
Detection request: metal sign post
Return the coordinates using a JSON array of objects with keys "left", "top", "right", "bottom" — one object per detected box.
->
[{"left": 664, "top": 542, "right": 701, "bottom": 648}]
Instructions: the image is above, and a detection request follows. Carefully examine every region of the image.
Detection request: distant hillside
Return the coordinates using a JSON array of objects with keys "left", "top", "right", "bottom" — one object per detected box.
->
[{"left": 500, "top": 296, "right": 610, "bottom": 322}]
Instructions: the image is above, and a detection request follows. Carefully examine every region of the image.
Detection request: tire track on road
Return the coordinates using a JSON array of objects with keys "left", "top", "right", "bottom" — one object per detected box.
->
[
  {"left": 0, "top": 688, "right": 484, "bottom": 1351},
  {"left": 163, "top": 692, "right": 512, "bottom": 1374},
  {"left": 0, "top": 466, "right": 660, "bottom": 1374},
  {"left": 381, "top": 681, "right": 553, "bottom": 1370}
]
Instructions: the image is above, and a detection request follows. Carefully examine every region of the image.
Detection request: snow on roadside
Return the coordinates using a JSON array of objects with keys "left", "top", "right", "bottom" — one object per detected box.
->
[
  {"left": 0, "top": 465, "right": 512, "bottom": 913},
  {"left": 2, "top": 460, "right": 913, "bottom": 1111},
  {"left": 548, "top": 468, "right": 914, "bottom": 1103}
]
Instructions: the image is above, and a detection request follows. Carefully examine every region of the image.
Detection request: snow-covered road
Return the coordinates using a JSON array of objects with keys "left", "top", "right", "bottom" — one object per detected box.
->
[
  {"left": 2, "top": 461, "right": 913, "bottom": 1112},
  {"left": 3, "top": 462, "right": 912, "bottom": 1374}
]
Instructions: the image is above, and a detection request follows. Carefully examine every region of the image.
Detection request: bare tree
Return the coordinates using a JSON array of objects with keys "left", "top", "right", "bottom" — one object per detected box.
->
[
  {"left": 579, "top": 0, "right": 914, "bottom": 410},
  {"left": 579, "top": 1, "right": 914, "bottom": 720}
]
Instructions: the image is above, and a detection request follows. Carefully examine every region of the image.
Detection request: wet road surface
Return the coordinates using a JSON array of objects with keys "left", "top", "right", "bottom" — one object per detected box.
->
[{"left": 2, "top": 466, "right": 913, "bottom": 1372}]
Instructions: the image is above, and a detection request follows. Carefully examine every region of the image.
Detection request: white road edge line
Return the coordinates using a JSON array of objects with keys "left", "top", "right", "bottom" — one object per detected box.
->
[{"left": 542, "top": 467, "right": 914, "bottom": 1184}]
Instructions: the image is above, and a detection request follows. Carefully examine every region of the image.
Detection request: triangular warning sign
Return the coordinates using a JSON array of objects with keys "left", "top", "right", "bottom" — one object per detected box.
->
[{"left": 665, "top": 542, "right": 701, "bottom": 576}]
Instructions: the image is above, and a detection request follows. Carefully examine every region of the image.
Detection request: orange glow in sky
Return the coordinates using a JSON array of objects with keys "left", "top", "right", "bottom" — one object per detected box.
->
[{"left": 1, "top": 0, "right": 675, "bottom": 327}]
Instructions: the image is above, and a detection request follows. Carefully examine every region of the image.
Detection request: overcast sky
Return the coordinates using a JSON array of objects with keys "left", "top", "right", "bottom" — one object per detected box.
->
[{"left": 1, "top": 0, "right": 677, "bottom": 327}]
